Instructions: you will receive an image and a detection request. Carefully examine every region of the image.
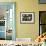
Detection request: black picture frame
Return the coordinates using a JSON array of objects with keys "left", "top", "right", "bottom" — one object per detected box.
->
[
  {"left": 20, "top": 12, "right": 35, "bottom": 24},
  {"left": 39, "top": 11, "right": 46, "bottom": 35},
  {"left": 39, "top": 0, "right": 46, "bottom": 4}
]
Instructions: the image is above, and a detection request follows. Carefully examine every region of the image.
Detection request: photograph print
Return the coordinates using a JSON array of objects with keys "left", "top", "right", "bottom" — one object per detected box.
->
[{"left": 20, "top": 12, "right": 35, "bottom": 24}]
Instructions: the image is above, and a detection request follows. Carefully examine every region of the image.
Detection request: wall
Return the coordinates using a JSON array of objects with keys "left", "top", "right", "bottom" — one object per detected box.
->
[{"left": 0, "top": 0, "right": 46, "bottom": 40}]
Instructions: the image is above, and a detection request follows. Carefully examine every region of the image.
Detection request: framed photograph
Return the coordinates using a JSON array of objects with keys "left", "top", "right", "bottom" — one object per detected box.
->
[
  {"left": 39, "top": 11, "right": 46, "bottom": 35},
  {"left": 39, "top": 0, "right": 46, "bottom": 4},
  {"left": 20, "top": 12, "right": 35, "bottom": 24}
]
